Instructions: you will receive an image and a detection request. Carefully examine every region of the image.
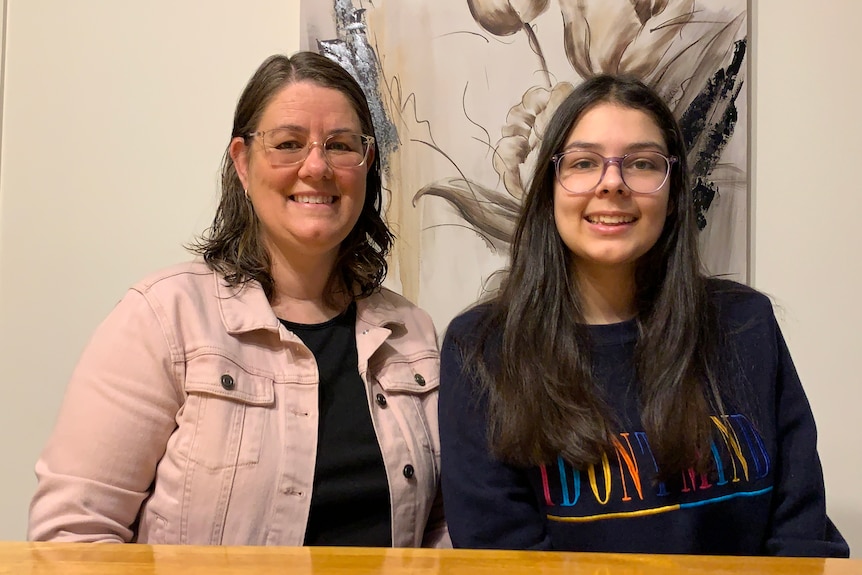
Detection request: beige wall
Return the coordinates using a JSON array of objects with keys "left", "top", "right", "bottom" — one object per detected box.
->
[
  {"left": 0, "top": 0, "right": 859, "bottom": 555},
  {"left": 0, "top": 0, "right": 301, "bottom": 539},
  {"left": 752, "top": 1, "right": 862, "bottom": 554}
]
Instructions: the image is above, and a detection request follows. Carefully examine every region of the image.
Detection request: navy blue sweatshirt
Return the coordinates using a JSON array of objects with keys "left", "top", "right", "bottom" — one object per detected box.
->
[{"left": 439, "top": 281, "right": 849, "bottom": 556}]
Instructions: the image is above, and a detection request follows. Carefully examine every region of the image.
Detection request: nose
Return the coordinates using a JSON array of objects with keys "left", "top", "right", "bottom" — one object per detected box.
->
[
  {"left": 596, "top": 159, "right": 629, "bottom": 196},
  {"left": 298, "top": 142, "right": 332, "bottom": 179}
]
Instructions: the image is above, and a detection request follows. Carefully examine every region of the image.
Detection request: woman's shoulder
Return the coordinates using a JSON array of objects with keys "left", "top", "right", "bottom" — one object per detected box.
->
[
  {"left": 366, "top": 286, "right": 419, "bottom": 310},
  {"left": 131, "top": 260, "right": 214, "bottom": 293},
  {"left": 126, "top": 260, "right": 266, "bottom": 321},
  {"left": 363, "top": 286, "right": 429, "bottom": 319},
  {"left": 360, "top": 287, "right": 439, "bottom": 339}
]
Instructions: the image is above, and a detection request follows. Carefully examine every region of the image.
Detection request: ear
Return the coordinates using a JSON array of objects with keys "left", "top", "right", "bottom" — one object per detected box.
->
[{"left": 229, "top": 137, "right": 250, "bottom": 190}]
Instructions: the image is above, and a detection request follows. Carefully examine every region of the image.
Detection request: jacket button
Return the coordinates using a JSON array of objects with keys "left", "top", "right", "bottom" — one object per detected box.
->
[
  {"left": 375, "top": 393, "right": 387, "bottom": 407},
  {"left": 402, "top": 464, "right": 415, "bottom": 479},
  {"left": 414, "top": 373, "right": 425, "bottom": 386},
  {"left": 220, "top": 374, "right": 235, "bottom": 390}
]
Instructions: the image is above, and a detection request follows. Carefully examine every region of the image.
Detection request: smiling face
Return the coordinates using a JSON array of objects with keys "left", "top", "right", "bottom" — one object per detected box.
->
[
  {"left": 553, "top": 102, "right": 670, "bottom": 278},
  {"left": 230, "top": 80, "right": 371, "bottom": 268}
]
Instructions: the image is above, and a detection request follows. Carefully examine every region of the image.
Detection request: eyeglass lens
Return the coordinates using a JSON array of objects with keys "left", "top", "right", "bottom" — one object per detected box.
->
[
  {"left": 555, "top": 151, "right": 671, "bottom": 194},
  {"left": 261, "top": 129, "right": 370, "bottom": 167}
]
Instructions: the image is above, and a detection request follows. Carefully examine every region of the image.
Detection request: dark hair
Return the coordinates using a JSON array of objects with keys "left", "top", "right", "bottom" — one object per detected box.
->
[
  {"left": 189, "top": 52, "right": 393, "bottom": 307},
  {"left": 467, "top": 75, "right": 725, "bottom": 477}
]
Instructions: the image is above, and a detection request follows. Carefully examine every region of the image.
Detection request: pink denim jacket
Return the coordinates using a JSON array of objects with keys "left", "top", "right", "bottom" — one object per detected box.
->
[{"left": 28, "top": 261, "right": 448, "bottom": 547}]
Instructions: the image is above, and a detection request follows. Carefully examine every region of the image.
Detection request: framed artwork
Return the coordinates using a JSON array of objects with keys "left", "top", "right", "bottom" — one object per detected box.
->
[{"left": 302, "top": 0, "right": 748, "bottom": 332}]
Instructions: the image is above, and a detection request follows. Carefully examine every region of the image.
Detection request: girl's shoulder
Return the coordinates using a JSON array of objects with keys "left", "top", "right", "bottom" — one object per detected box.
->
[
  {"left": 704, "top": 278, "right": 779, "bottom": 343},
  {"left": 443, "top": 302, "right": 502, "bottom": 356},
  {"left": 447, "top": 303, "right": 494, "bottom": 333},
  {"left": 705, "top": 277, "right": 774, "bottom": 316}
]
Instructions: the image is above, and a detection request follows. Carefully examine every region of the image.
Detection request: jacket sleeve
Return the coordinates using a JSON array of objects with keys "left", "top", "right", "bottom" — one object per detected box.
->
[
  {"left": 439, "top": 315, "right": 551, "bottom": 550},
  {"left": 764, "top": 317, "right": 849, "bottom": 557},
  {"left": 28, "top": 288, "right": 183, "bottom": 542}
]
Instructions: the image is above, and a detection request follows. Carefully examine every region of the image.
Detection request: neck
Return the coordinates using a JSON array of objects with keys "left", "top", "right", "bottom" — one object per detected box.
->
[
  {"left": 267, "top": 243, "right": 348, "bottom": 324},
  {"left": 574, "top": 263, "right": 637, "bottom": 325}
]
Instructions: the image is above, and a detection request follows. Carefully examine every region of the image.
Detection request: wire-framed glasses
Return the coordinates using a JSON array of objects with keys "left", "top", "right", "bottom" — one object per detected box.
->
[
  {"left": 551, "top": 150, "right": 678, "bottom": 195},
  {"left": 245, "top": 129, "right": 375, "bottom": 168}
]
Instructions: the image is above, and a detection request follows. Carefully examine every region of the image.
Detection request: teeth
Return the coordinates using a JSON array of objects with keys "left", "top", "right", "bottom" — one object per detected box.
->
[
  {"left": 587, "top": 215, "right": 635, "bottom": 225},
  {"left": 293, "top": 195, "right": 334, "bottom": 204}
]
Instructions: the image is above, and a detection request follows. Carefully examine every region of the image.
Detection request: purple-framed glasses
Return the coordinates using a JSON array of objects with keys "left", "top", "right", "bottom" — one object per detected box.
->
[{"left": 552, "top": 150, "right": 678, "bottom": 195}]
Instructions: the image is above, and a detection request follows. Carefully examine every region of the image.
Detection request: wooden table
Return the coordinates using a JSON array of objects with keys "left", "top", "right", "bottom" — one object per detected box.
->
[{"left": 0, "top": 542, "right": 858, "bottom": 574}]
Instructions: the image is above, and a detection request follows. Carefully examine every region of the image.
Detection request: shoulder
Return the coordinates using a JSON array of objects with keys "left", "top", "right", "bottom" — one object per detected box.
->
[
  {"left": 705, "top": 277, "right": 776, "bottom": 328},
  {"left": 367, "top": 286, "right": 424, "bottom": 313},
  {"left": 360, "top": 287, "right": 438, "bottom": 344},
  {"left": 445, "top": 304, "right": 493, "bottom": 338},
  {"left": 123, "top": 261, "right": 253, "bottom": 327},
  {"left": 130, "top": 260, "right": 215, "bottom": 296},
  {"left": 704, "top": 278, "right": 783, "bottom": 366},
  {"left": 442, "top": 303, "right": 498, "bottom": 356}
]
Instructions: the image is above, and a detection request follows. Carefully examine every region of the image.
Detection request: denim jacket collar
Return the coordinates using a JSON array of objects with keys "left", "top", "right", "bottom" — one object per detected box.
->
[
  {"left": 214, "top": 274, "right": 282, "bottom": 336},
  {"left": 213, "top": 271, "right": 406, "bottom": 336}
]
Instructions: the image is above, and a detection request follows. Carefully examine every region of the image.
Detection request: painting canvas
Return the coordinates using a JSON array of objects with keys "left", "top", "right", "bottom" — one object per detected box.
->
[{"left": 301, "top": 0, "right": 749, "bottom": 332}]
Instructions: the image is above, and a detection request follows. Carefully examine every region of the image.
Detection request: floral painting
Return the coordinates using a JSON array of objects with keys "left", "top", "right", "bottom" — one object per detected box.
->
[{"left": 301, "top": 0, "right": 748, "bottom": 332}]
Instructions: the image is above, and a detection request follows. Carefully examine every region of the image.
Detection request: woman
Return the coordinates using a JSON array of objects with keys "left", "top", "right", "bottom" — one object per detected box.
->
[
  {"left": 439, "top": 75, "right": 848, "bottom": 556},
  {"left": 29, "top": 52, "right": 447, "bottom": 547}
]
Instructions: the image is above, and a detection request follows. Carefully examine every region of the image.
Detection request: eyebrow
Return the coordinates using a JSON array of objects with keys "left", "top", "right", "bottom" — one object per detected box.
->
[
  {"left": 267, "top": 124, "right": 359, "bottom": 135},
  {"left": 562, "top": 141, "right": 668, "bottom": 154}
]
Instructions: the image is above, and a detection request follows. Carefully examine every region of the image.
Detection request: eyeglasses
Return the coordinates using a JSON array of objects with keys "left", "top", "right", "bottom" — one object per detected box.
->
[
  {"left": 245, "top": 129, "right": 375, "bottom": 168},
  {"left": 551, "top": 150, "right": 678, "bottom": 195}
]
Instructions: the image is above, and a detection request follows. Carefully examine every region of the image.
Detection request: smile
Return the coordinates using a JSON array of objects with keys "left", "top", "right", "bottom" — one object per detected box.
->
[
  {"left": 290, "top": 195, "right": 337, "bottom": 205},
  {"left": 585, "top": 214, "right": 636, "bottom": 225}
]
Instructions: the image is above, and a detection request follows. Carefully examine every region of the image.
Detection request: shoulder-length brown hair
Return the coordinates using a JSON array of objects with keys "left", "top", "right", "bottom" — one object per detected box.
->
[
  {"left": 189, "top": 52, "right": 393, "bottom": 306},
  {"left": 465, "top": 75, "right": 726, "bottom": 478}
]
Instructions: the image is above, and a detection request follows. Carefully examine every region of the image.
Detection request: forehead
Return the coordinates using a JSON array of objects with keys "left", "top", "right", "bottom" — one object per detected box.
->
[
  {"left": 258, "top": 80, "right": 362, "bottom": 132},
  {"left": 565, "top": 103, "right": 666, "bottom": 149}
]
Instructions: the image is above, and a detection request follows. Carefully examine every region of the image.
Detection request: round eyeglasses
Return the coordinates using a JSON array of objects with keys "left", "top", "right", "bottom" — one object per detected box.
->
[
  {"left": 245, "top": 129, "right": 375, "bottom": 169},
  {"left": 551, "top": 150, "right": 678, "bottom": 195}
]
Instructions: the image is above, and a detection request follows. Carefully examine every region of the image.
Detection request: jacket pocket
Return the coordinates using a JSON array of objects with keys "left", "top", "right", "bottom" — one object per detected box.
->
[
  {"left": 183, "top": 353, "right": 274, "bottom": 470},
  {"left": 374, "top": 351, "right": 440, "bottom": 457},
  {"left": 375, "top": 352, "right": 440, "bottom": 394}
]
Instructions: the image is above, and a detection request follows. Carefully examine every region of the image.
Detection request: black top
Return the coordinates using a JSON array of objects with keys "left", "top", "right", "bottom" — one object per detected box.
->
[
  {"left": 439, "top": 280, "right": 849, "bottom": 557},
  {"left": 281, "top": 303, "right": 392, "bottom": 547}
]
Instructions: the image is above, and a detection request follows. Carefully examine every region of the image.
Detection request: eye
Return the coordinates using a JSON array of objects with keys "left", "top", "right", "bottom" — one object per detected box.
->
[
  {"left": 325, "top": 134, "right": 364, "bottom": 154},
  {"left": 272, "top": 138, "right": 305, "bottom": 151},
  {"left": 625, "top": 153, "right": 663, "bottom": 171},
  {"left": 560, "top": 153, "right": 600, "bottom": 171},
  {"left": 265, "top": 129, "right": 306, "bottom": 152},
  {"left": 572, "top": 159, "right": 597, "bottom": 170}
]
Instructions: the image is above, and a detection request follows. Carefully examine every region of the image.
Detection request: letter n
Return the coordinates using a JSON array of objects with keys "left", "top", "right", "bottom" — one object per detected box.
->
[{"left": 613, "top": 434, "right": 644, "bottom": 502}]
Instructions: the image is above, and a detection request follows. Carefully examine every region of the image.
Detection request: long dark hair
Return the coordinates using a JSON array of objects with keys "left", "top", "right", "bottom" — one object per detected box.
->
[
  {"left": 189, "top": 52, "right": 393, "bottom": 307},
  {"left": 467, "top": 75, "right": 725, "bottom": 477}
]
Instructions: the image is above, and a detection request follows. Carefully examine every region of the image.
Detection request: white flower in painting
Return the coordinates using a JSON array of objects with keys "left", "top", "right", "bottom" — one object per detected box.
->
[
  {"left": 416, "top": 0, "right": 746, "bottom": 244},
  {"left": 493, "top": 82, "right": 574, "bottom": 198},
  {"left": 467, "top": 0, "right": 550, "bottom": 35},
  {"left": 560, "top": 0, "right": 695, "bottom": 80}
]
